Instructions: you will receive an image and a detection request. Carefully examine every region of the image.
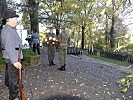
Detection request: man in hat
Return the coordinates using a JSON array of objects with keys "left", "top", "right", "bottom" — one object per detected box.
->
[
  {"left": 1, "top": 9, "right": 23, "bottom": 100},
  {"left": 45, "top": 26, "right": 56, "bottom": 66},
  {"left": 57, "top": 26, "right": 69, "bottom": 71}
]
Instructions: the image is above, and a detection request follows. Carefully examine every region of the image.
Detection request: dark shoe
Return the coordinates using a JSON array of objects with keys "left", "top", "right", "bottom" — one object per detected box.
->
[
  {"left": 51, "top": 62, "right": 55, "bottom": 65},
  {"left": 58, "top": 66, "right": 65, "bottom": 71},
  {"left": 49, "top": 63, "right": 52, "bottom": 66},
  {"left": 4, "top": 82, "right": 9, "bottom": 87},
  {"left": 49, "top": 61, "right": 52, "bottom": 66}
]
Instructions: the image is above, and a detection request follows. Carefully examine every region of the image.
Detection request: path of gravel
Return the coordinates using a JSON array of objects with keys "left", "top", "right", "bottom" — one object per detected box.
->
[{"left": 0, "top": 48, "right": 133, "bottom": 100}]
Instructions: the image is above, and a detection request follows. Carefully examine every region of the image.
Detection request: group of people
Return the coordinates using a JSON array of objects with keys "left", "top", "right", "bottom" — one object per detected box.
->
[
  {"left": 0, "top": 8, "right": 69, "bottom": 100},
  {"left": 45, "top": 26, "right": 69, "bottom": 71}
]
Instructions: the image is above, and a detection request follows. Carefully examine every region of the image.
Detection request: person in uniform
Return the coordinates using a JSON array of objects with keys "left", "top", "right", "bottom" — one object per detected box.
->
[
  {"left": 32, "top": 29, "right": 40, "bottom": 55},
  {"left": 46, "top": 27, "right": 56, "bottom": 66},
  {"left": 58, "top": 26, "right": 69, "bottom": 71},
  {"left": 1, "top": 9, "right": 23, "bottom": 100}
]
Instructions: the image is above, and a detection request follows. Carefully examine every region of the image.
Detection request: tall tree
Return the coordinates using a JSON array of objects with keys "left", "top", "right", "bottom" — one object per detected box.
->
[
  {"left": 0, "top": 0, "right": 7, "bottom": 21},
  {"left": 0, "top": 0, "right": 7, "bottom": 54},
  {"left": 28, "top": 0, "right": 39, "bottom": 32},
  {"left": 17, "top": 0, "right": 133, "bottom": 50}
]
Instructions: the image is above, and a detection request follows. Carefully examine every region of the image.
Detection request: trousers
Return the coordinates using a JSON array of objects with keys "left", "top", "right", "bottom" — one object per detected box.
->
[
  {"left": 33, "top": 43, "right": 40, "bottom": 55},
  {"left": 48, "top": 45, "right": 55, "bottom": 63},
  {"left": 58, "top": 45, "right": 67, "bottom": 66},
  {"left": 4, "top": 59, "right": 20, "bottom": 100}
]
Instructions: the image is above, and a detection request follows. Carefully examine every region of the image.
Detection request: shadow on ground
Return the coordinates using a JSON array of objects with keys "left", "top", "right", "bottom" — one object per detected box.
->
[{"left": 37, "top": 93, "right": 86, "bottom": 100}]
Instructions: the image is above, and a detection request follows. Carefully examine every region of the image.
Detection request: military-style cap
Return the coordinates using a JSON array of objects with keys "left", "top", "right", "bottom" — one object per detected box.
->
[
  {"left": 3, "top": 9, "right": 19, "bottom": 20},
  {"left": 49, "top": 26, "right": 54, "bottom": 29},
  {"left": 49, "top": 25, "right": 55, "bottom": 29}
]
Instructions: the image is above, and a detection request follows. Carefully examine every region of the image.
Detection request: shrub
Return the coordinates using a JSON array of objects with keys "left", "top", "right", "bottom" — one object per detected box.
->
[{"left": 0, "top": 50, "right": 38, "bottom": 70}]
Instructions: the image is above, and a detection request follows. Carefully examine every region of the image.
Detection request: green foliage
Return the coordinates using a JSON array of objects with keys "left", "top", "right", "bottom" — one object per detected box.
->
[
  {"left": 94, "top": 43, "right": 104, "bottom": 50},
  {"left": 22, "top": 50, "right": 38, "bottom": 65},
  {"left": 128, "top": 3, "right": 132, "bottom": 6},
  {"left": 17, "top": 0, "right": 133, "bottom": 51},
  {"left": 35, "top": 0, "right": 40, "bottom": 3},
  {"left": 23, "top": 49, "right": 37, "bottom": 57},
  {"left": 120, "top": 43, "right": 133, "bottom": 53},
  {"left": 117, "top": 74, "right": 133, "bottom": 93},
  {"left": 0, "top": 55, "right": 4, "bottom": 65}
]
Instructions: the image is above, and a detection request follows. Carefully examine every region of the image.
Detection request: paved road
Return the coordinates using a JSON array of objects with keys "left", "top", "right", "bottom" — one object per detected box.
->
[{"left": 0, "top": 48, "right": 133, "bottom": 100}]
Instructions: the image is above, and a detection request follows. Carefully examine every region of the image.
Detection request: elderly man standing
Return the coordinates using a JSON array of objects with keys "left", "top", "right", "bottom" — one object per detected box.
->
[
  {"left": 58, "top": 26, "right": 69, "bottom": 71},
  {"left": 1, "top": 9, "right": 23, "bottom": 100}
]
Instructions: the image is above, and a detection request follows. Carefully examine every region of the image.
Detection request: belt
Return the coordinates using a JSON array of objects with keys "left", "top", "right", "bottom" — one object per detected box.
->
[
  {"left": 62, "top": 42, "right": 67, "bottom": 43},
  {"left": 33, "top": 39, "right": 39, "bottom": 40},
  {"left": 15, "top": 48, "right": 19, "bottom": 50},
  {"left": 2, "top": 48, "right": 19, "bottom": 50}
]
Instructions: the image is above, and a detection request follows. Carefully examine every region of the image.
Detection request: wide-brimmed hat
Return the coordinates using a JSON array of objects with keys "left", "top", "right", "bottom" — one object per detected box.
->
[{"left": 3, "top": 9, "right": 19, "bottom": 20}]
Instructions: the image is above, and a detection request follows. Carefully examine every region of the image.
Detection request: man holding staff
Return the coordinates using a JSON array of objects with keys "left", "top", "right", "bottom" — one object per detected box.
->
[{"left": 1, "top": 9, "right": 23, "bottom": 100}]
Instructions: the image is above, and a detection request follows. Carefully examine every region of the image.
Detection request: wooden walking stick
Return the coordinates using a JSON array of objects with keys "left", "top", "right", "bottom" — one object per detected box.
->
[{"left": 18, "top": 46, "right": 26, "bottom": 100}]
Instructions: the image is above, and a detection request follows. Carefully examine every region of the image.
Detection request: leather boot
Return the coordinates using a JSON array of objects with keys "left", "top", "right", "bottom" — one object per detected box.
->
[
  {"left": 49, "top": 61, "right": 52, "bottom": 66},
  {"left": 49, "top": 60, "right": 52, "bottom": 66},
  {"left": 58, "top": 66, "right": 65, "bottom": 71},
  {"left": 51, "top": 62, "right": 55, "bottom": 65}
]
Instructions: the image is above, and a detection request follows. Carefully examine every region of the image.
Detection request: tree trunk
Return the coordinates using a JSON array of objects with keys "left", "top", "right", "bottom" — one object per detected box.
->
[
  {"left": 109, "top": 0, "right": 115, "bottom": 49},
  {"left": 0, "top": 0, "right": 7, "bottom": 54},
  {"left": 56, "top": 28, "right": 59, "bottom": 36},
  {"left": 109, "top": 16, "right": 115, "bottom": 49},
  {"left": 0, "top": 0, "right": 7, "bottom": 19},
  {"left": 55, "top": 14, "right": 60, "bottom": 36},
  {"left": 81, "top": 25, "right": 85, "bottom": 50},
  {"left": 28, "top": 0, "right": 39, "bottom": 32},
  {"left": 105, "top": 12, "right": 109, "bottom": 49}
]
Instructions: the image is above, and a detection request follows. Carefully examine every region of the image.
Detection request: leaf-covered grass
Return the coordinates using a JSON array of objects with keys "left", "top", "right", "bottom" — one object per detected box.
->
[
  {"left": 117, "top": 74, "right": 133, "bottom": 93},
  {"left": 84, "top": 52, "right": 132, "bottom": 67}
]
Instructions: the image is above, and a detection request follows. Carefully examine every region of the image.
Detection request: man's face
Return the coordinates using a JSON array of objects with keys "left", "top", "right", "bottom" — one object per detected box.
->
[
  {"left": 8, "top": 17, "right": 18, "bottom": 27},
  {"left": 61, "top": 28, "right": 65, "bottom": 32},
  {"left": 50, "top": 28, "right": 53, "bottom": 32}
]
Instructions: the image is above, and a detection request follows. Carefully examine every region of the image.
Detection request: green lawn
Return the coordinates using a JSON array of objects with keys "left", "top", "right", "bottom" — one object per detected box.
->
[{"left": 84, "top": 52, "right": 133, "bottom": 68}]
